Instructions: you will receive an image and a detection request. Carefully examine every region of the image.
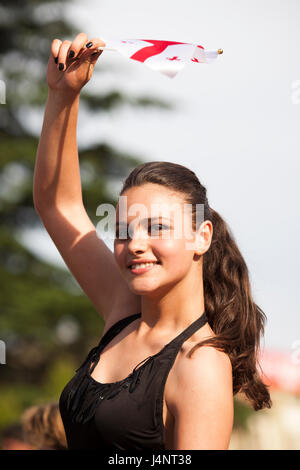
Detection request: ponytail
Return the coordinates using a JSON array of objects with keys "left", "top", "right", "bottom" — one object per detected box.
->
[{"left": 194, "top": 208, "right": 272, "bottom": 410}]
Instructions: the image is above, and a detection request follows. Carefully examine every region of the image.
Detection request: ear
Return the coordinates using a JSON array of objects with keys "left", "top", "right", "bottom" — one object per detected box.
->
[{"left": 194, "top": 221, "right": 213, "bottom": 256}]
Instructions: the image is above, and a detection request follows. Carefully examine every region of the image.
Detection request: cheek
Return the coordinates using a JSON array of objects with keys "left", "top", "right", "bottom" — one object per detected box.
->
[{"left": 154, "top": 239, "right": 191, "bottom": 266}]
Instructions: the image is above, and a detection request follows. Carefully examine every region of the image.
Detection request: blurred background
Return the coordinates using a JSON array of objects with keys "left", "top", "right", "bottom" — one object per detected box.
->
[{"left": 0, "top": 0, "right": 299, "bottom": 450}]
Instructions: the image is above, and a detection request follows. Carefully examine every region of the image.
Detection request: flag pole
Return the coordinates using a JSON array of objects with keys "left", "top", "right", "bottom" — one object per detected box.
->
[{"left": 96, "top": 46, "right": 117, "bottom": 52}]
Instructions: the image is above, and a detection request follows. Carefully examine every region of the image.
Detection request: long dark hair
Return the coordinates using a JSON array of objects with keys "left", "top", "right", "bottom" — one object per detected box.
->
[{"left": 119, "top": 161, "right": 272, "bottom": 411}]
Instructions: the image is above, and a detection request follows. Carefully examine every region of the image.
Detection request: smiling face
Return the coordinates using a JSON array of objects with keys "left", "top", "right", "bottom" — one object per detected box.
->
[{"left": 114, "top": 183, "right": 212, "bottom": 297}]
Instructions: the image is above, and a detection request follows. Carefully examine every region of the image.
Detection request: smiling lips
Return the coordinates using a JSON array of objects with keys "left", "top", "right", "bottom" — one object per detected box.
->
[
  {"left": 127, "top": 259, "right": 159, "bottom": 267},
  {"left": 128, "top": 261, "right": 160, "bottom": 274}
]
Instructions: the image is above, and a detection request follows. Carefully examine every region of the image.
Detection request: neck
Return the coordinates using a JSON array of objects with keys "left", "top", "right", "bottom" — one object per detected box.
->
[{"left": 136, "top": 266, "right": 205, "bottom": 340}]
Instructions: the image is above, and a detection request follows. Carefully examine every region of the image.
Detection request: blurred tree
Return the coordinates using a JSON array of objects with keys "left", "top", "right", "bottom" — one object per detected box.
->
[{"left": 0, "top": 0, "right": 172, "bottom": 428}]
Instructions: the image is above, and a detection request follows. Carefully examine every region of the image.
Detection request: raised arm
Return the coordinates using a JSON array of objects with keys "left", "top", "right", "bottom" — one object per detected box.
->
[
  {"left": 33, "top": 32, "right": 101, "bottom": 210},
  {"left": 33, "top": 33, "right": 141, "bottom": 324}
]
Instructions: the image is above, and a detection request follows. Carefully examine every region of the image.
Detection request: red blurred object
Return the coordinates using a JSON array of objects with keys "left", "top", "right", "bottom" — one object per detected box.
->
[
  {"left": 2, "top": 437, "right": 33, "bottom": 450},
  {"left": 259, "top": 349, "right": 300, "bottom": 395}
]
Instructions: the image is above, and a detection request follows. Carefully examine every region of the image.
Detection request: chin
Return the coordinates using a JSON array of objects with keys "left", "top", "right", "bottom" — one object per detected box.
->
[
  {"left": 129, "top": 284, "right": 156, "bottom": 295},
  {"left": 130, "top": 281, "right": 171, "bottom": 299},
  {"left": 127, "top": 278, "right": 156, "bottom": 291}
]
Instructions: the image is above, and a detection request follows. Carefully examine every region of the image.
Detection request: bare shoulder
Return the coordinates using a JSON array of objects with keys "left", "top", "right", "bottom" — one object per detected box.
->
[
  {"left": 167, "top": 346, "right": 234, "bottom": 450},
  {"left": 174, "top": 345, "right": 233, "bottom": 392}
]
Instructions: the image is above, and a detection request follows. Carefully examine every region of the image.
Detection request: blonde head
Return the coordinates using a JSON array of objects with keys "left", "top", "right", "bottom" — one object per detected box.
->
[{"left": 21, "top": 402, "right": 67, "bottom": 450}]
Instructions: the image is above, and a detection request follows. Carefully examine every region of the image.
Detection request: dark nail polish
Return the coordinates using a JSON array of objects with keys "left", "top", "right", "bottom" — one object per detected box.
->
[
  {"left": 54, "top": 57, "right": 58, "bottom": 64},
  {"left": 86, "top": 42, "right": 93, "bottom": 48},
  {"left": 69, "top": 50, "right": 75, "bottom": 58},
  {"left": 59, "top": 63, "right": 64, "bottom": 71}
]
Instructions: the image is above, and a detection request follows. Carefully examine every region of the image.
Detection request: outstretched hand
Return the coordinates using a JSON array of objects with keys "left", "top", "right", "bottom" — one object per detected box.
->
[{"left": 47, "top": 32, "right": 106, "bottom": 94}]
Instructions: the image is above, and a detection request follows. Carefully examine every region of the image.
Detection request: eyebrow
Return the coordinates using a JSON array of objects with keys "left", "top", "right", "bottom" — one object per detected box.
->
[{"left": 116, "top": 217, "right": 171, "bottom": 227}]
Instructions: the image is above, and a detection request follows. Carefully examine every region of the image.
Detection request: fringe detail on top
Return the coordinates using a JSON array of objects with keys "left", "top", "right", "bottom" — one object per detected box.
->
[
  {"left": 65, "top": 348, "right": 155, "bottom": 425},
  {"left": 63, "top": 311, "right": 208, "bottom": 426}
]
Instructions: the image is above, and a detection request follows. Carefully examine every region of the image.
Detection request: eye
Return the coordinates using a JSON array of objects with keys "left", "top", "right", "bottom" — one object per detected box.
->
[
  {"left": 149, "top": 224, "right": 169, "bottom": 233},
  {"left": 115, "top": 224, "right": 169, "bottom": 239}
]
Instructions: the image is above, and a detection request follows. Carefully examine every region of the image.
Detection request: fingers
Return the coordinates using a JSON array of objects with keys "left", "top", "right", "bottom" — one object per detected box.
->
[
  {"left": 51, "top": 38, "right": 62, "bottom": 65},
  {"left": 50, "top": 34, "right": 106, "bottom": 72},
  {"left": 80, "top": 38, "right": 106, "bottom": 63},
  {"left": 82, "top": 37, "right": 106, "bottom": 52},
  {"left": 56, "top": 40, "right": 72, "bottom": 71},
  {"left": 66, "top": 32, "right": 90, "bottom": 61},
  {"left": 68, "top": 37, "right": 106, "bottom": 63}
]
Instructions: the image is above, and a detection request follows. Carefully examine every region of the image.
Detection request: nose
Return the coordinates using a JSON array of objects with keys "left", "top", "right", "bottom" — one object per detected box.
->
[{"left": 127, "top": 223, "right": 148, "bottom": 253}]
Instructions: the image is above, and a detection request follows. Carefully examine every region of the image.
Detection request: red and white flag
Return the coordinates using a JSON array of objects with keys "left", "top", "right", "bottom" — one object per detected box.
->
[{"left": 98, "top": 38, "right": 222, "bottom": 78}]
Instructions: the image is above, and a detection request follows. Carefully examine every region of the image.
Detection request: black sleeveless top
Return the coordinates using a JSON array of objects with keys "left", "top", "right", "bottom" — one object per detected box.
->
[{"left": 59, "top": 310, "right": 208, "bottom": 450}]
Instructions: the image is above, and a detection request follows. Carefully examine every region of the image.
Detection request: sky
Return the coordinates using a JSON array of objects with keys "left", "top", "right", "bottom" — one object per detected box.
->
[{"left": 20, "top": 0, "right": 300, "bottom": 353}]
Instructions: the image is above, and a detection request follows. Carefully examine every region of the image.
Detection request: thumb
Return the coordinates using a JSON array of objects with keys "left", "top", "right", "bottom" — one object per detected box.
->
[{"left": 89, "top": 49, "right": 103, "bottom": 63}]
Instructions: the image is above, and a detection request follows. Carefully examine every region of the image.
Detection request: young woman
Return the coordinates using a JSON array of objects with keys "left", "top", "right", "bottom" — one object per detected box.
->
[{"left": 33, "top": 32, "right": 272, "bottom": 450}]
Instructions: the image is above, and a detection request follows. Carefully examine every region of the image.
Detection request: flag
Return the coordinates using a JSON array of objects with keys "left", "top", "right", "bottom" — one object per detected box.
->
[{"left": 99, "top": 38, "right": 222, "bottom": 78}]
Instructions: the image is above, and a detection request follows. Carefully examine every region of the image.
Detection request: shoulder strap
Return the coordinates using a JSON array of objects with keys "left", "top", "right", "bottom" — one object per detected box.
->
[
  {"left": 162, "top": 310, "right": 208, "bottom": 352},
  {"left": 75, "top": 312, "right": 141, "bottom": 374},
  {"left": 98, "top": 312, "right": 142, "bottom": 351}
]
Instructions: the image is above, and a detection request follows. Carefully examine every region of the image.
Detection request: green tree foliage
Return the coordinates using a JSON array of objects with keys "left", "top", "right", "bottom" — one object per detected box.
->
[{"left": 0, "top": 0, "right": 172, "bottom": 430}]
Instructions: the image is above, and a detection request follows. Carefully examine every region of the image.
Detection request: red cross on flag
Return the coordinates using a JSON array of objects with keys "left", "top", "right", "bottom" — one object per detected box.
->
[{"left": 98, "top": 38, "right": 223, "bottom": 78}]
